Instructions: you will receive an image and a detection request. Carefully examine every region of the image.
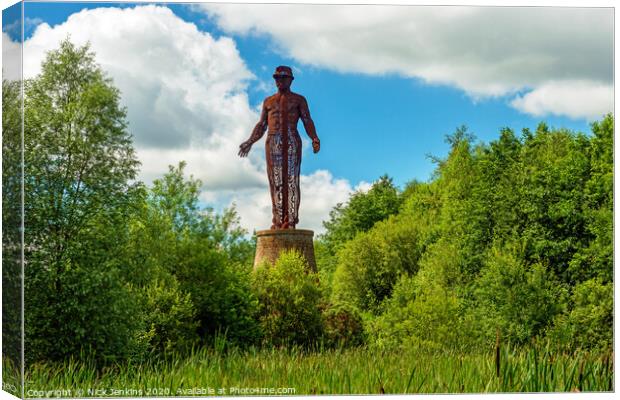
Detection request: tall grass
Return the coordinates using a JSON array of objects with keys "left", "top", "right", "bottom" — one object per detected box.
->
[
  {"left": 14, "top": 343, "right": 613, "bottom": 397},
  {"left": 2, "top": 356, "right": 22, "bottom": 397}
]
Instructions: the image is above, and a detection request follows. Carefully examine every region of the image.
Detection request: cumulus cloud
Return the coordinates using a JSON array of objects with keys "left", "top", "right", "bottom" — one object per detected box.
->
[
  {"left": 24, "top": 6, "right": 255, "bottom": 149},
  {"left": 22, "top": 5, "right": 268, "bottom": 193},
  {"left": 2, "top": 32, "right": 21, "bottom": 81},
  {"left": 18, "top": 5, "right": 362, "bottom": 233},
  {"left": 510, "top": 80, "right": 613, "bottom": 121},
  {"left": 198, "top": 4, "right": 613, "bottom": 119}
]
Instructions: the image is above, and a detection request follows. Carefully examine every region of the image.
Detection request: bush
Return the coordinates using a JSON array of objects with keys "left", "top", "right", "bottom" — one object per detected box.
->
[
  {"left": 25, "top": 264, "right": 144, "bottom": 364},
  {"left": 368, "top": 257, "right": 465, "bottom": 352},
  {"left": 322, "top": 302, "right": 365, "bottom": 348},
  {"left": 468, "top": 244, "right": 568, "bottom": 347},
  {"left": 137, "top": 275, "right": 199, "bottom": 355},
  {"left": 547, "top": 278, "right": 612, "bottom": 352},
  {"left": 252, "top": 251, "right": 323, "bottom": 348},
  {"left": 331, "top": 215, "right": 424, "bottom": 314}
]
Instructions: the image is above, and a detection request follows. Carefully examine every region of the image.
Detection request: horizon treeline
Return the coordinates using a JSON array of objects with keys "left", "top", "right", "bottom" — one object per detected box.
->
[{"left": 2, "top": 39, "right": 613, "bottom": 368}]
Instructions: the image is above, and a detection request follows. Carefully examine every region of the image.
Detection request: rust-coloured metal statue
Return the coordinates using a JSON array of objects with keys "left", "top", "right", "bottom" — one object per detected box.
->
[{"left": 238, "top": 66, "right": 320, "bottom": 229}]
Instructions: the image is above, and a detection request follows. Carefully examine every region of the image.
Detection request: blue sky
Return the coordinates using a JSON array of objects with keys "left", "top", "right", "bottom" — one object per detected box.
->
[{"left": 2, "top": 2, "right": 613, "bottom": 232}]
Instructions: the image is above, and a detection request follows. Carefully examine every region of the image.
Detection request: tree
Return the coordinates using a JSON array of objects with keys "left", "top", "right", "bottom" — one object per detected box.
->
[
  {"left": 547, "top": 278, "right": 612, "bottom": 351},
  {"left": 317, "top": 175, "right": 402, "bottom": 290},
  {"left": 568, "top": 114, "right": 613, "bottom": 283},
  {"left": 24, "top": 39, "right": 140, "bottom": 250},
  {"left": 331, "top": 214, "right": 425, "bottom": 314},
  {"left": 470, "top": 244, "right": 568, "bottom": 347},
  {"left": 512, "top": 125, "right": 591, "bottom": 284},
  {"left": 2, "top": 79, "right": 23, "bottom": 365},
  {"left": 23, "top": 39, "right": 143, "bottom": 363},
  {"left": 140, "top": 162, "right": 259, "bottom": 347},
  {"left": 321, "top": 175, "right": 402, "bottom": 251}
]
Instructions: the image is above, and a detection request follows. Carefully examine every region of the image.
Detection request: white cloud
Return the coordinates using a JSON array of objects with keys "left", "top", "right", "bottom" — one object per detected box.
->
[
  {"left": 138, "top": 147, "right": 266, "bottom": 191},
  {"left": 2, "top": 32, "right": 21, "bottom": 81},
  {"left": 510, "top": 80, "right": 613, "bottom": 121},
  {"left": 299, "top": 170, "right": 364, "bottom": 233},
  {"left": 198, "top": 4, "right": 613, "bottom": 119},
  {"left": 23, "top": 5, "right": 263, "bottom": 191}
]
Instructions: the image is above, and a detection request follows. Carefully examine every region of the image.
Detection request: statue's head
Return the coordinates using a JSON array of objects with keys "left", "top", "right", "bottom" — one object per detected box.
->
[{"left": 273, "top": 65, "right": 294, "bottom": 90}]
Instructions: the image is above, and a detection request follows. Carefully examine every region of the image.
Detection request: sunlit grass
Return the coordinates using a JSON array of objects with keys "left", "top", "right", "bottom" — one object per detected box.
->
[
  {"left": 12, "top": 343, "right": 613, "bottom": 397},
  {"left": 2, "top": 356, "right": 22, "bottom": 397}
]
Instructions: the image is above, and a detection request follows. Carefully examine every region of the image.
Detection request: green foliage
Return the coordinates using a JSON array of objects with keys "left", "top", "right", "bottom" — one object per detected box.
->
[
  {"left": 514, "top": 126, "right": 591, "bottom": 284},
  {"left": 333, "top": 118, "right": 612, "bottom": 354},
  {"left": 24, "top": 39, "right": 140, "bottom": 244},
  {"left": 331, "top": 215, "right": 425, "bottom": 314},
  {"left": 2, "top": 79, "right": 23, "bottom": 365},
  {"left": 468, "top": 245, "right": 568, "bottom": 347},
  {"left": 23, "top": 39, "right": 143, "bottom": 364},
  {"left": 150, "top": 161, "right": 203, "bottom": 233},
  {"left": 434, "top": 131, "right": 495, "bottom": 279},
  {"left": 131, "top": 162, "right": 260, "bottom": 347},
  {"left": 321, "top": 302, "right": 365, "bottom": 348},
  {"left": 313, "top": 240, "right": 339, "bottom": 299},
  {"left": 321, "top": 175, "right": 402, "bottom": 252},
  {"left": 21, "top": 40, "right": 259, "bottom": 364},
  {"left": 27, "top": 262, "right": 144, "bottom": 363},
  {"left": 368, "top": 237, "right": 470, "bottom": 352},
  {"left": 252, "top": 251, "right": 323, "bottom": 347},
  {"left": 547, "top": 279, "right": 613, "bottom": 351},
  {"left": 137, "top": 276, "right": 199, "bottom": 355},
  {"left": 369, "top": 271, "right": 464, "bottom": 352},
  {"left": 567, "top": 114, "right": 613, "bottom": 284},
  {"left": 318, "top": 175, "right": 404, "bottom": 297}
]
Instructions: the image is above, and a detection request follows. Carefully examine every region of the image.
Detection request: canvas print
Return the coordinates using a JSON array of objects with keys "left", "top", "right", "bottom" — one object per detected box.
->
[{"left": 1, "top": 1, "right": 614, "bottom": 397}]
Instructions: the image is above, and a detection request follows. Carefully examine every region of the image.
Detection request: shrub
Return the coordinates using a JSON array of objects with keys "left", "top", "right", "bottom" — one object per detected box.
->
[
  {"left": 25, "top": 265, "right": 144, "bottom": 364},
  {"left": 547, "top": 278, "right": 612, "bottom": 352},
  {"left": 331, "top": 215, "right": 424, "bottom": 314},
  {"left": 252, "top": 251, "right": 323, "bottom": 348},
  {"left": 137, "top": 275, "right": 199, "bottom": 355},
  {"left": 322, "top": 302, "right": 365, "bottom": 348},
  {"left": 368, "top": 261, "right": 465, "bottom": 352},
  {"left": 468, "top": 245, "right": 568, "bottom": 347}
]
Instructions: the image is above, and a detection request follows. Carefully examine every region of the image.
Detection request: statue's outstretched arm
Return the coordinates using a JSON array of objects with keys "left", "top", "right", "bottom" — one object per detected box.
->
[
  {"left": 239, "top": 101, "right": 268, "bottom": 157},
  {"left": 249, "top": 101, "right": 268, "bottom": 144}
]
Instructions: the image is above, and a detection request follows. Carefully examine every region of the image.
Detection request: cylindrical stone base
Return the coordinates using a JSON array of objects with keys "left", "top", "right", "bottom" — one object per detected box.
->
[{"left": 254, "top": 229, "right": 316, "bottom": 272}]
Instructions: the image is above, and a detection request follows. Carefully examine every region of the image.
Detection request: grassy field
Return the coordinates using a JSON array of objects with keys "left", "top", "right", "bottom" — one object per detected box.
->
[{"left": 7, "top": 343, "right": 612, "bottom": 397}]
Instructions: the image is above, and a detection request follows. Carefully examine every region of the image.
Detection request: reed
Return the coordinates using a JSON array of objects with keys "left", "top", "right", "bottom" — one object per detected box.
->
[{"left": 10, "top": 343, "right": 613, "bottom": 397}]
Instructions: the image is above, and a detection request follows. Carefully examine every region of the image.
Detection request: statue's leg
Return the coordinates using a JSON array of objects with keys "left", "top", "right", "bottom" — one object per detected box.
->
[
  {"left": 293, "top": 135, "right": 301, "bottom": 226},
  {"left": 287, "top": 131, "right": 302, "bottom": 228},
  {"left": 266, "top": 133, "right": 283, "bottom": 229}
]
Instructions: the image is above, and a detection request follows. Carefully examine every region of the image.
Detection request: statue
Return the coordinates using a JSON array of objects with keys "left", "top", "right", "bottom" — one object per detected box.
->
[{"left": 238, "top": 66, "right": 320, "bottom": 230}]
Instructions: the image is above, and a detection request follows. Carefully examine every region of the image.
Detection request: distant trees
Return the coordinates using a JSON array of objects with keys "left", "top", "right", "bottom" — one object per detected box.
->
[
  {"left": 321, "top": 175, "right": 402, "bottom": 252},
  {"left": 321, "top": 115, "right": 614, "bottom": 353}
]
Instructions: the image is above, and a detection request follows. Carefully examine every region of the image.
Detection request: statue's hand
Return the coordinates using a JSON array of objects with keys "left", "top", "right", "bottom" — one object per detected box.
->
[
  {"left": 238, "top": 141, "right": 252, "bottom": 157},
  {"left": 312, "top": 138, "right": 320, "bottom": 153}
]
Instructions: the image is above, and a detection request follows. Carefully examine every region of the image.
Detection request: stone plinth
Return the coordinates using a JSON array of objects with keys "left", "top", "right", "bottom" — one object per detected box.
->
[{"left": 254, "top": 229, "right": 316, "bottom": 272}]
